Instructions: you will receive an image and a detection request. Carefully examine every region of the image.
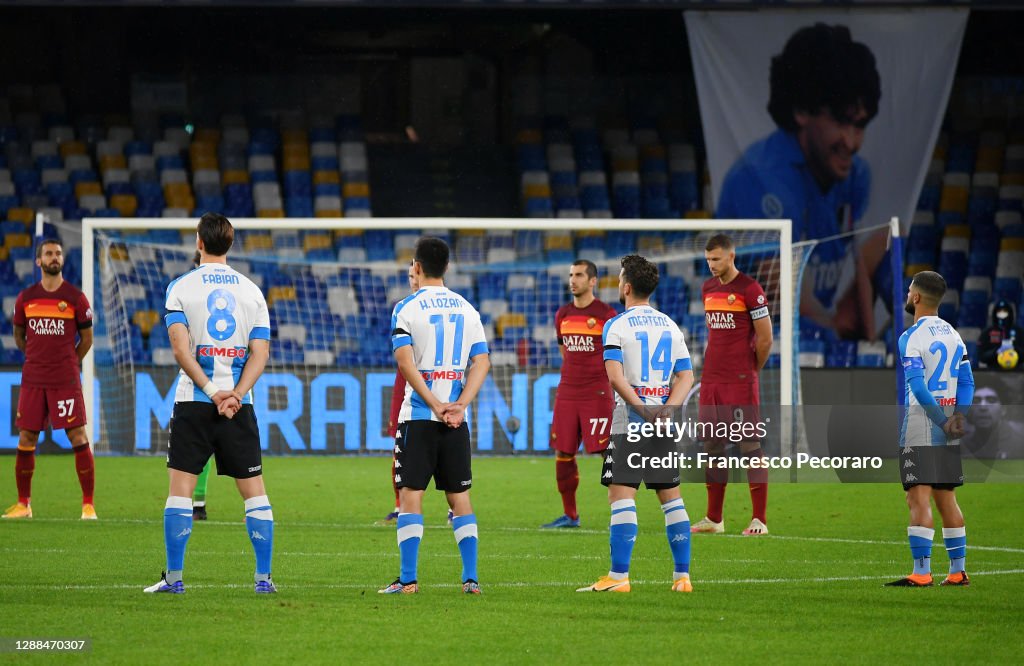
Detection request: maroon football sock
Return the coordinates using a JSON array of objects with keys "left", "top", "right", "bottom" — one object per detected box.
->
[
  {"left": 555, "top": 456, "right": 580, "bottom": 520},
  {"left": 15, "top": 450, "right": 35, "bottom": 505},
  {"left": 72, "top": 444, "right": 95, "bottom": 505}
]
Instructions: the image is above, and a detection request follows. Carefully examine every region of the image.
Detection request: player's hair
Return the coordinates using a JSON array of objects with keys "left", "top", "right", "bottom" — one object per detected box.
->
[
  {"left": 35, "top": 238, "right": 61, "bottom": 259},
  {"left": 197, "top": 212, "right": 234, "bottom": 256},
  {"left": 705, "top": 234, "right": 734, "bottom": 252},
  {"left": 767, "top": 23, "right": 881, "bottom": 132},
  {"left": 414, "top": 236, "right": 449, "bottom": 278},
  {"left": 911, "top": 271, "right": 947, "bottom": 305},
  {"left": 620, "top": 254, "right": 659, "bottom": 299},
  {"left": 572, "top": 259, "right": 598, "bottom": 280}
]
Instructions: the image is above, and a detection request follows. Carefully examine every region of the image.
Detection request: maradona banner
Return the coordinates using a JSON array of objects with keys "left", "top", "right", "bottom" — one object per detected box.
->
[{"left": 686, "top": 9, "right": 967, "bottom": 341}]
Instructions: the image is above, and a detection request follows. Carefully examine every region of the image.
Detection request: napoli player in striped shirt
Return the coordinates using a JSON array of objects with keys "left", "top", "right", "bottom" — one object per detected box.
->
[
  {"left": 577, "top": 255, "right": 695, "bottom": 593},
  {"left": 379, "top": 237, "right": 491, "bottom": 595},
  {"left": 887, "top": 271, "right": 974, "bottom": 587},
  {"left": 144, "top": 213, "right": 275, "bottom": 594}
]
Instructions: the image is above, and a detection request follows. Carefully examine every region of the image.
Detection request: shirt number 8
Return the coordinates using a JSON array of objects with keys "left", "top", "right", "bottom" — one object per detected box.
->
[{"left": 206, "top": 289, "right": 237, "bottom": 341}]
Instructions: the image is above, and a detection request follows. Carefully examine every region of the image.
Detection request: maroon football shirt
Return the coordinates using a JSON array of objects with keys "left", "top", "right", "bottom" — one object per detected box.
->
[
  {"left": 13, "top": 281, "right": 93, "bottom": 388},
  {"left": 555, "top": 298, "right": 617, "bottom": 391},
  {"left": 701, "top": 272, "right": 769, "bottom": 384}
]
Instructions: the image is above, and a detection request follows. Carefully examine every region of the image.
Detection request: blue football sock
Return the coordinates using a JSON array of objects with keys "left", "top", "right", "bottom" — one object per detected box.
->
[
  {"left": 662, "top": 498, "right": 691, "bottom": 576},
  {"left": 452, "top": 513, "right": 479, "bottom": 583},
  {"left": 943, "top": 526, "right": 967, "bottom": 574},
  {"left": 609, "top": 499, "right": 638, "bottom": 578},
  {"left": 908, "top": 525, "right": 934, "bottom": 576},
  {"left": 163, "top": 496, "right": 193, "bottom": 584},
  {"left": 397, "top": 513, "right": 424, "bottom": 583},
  {"left": 244, "top": 495, "right": 274, "bottom": 580}
]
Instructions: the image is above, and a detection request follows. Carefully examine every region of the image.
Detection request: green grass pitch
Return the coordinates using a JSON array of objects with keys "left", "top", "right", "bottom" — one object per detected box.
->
[{"left": 2, "top": 455, "right": 1022, "bottom": 664}]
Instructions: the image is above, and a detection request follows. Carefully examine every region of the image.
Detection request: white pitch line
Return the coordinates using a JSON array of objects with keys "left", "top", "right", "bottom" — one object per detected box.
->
[
  {"left": 0, "top": 546, "right": 899, "bottom": 566},
  {"left": 5, "top": 569, "right": 1024, "bottom": 592},
  {"left": 11, "top": 517, "right": 1024, "bottom": 554}
]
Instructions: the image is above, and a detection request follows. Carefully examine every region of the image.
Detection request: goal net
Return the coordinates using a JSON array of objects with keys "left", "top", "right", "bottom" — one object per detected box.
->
[{"left": 82, "top": 218, "right": 796, "bottom": 456}]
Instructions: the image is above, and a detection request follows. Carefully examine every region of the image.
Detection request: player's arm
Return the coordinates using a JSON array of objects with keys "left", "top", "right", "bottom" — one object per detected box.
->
[
  {"left": 232, "top": 338, "right": 270, "bottom": 399},
  {"left": 443, "top": 319, "right": 490, "bottom": 427},
  {"left": 394, "top": 345, "right": 447, "bottom": 418},
  {"left": 604, "top": 360, "right": 645, "bottom": 409},
  {"left": 665, "top": 351, "right": 694, "bottom": 407},
  {"left": 752, "top": 315, "right": 773, "bottom": 371},
  {"left": 954, "top": 354, "right": 975, "bottom": 417},
  {"left": 12, "top": 294, "right": 26, "bottom": 352},
  {"left": 167, "top": 322, "right": 235, "bottom": 408},
  {"left": 458, "top": 352, "right": 490, "bottom": 407},
  {"left": 903, "top": 356, "right": 949, "bottom": 429},
  {"left": 76, "top": 326, "right": 93, "bottom": 362}
]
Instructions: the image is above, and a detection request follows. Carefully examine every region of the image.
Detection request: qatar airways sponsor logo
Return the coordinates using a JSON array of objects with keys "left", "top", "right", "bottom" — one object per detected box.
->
[
  {"left": 28, "top": 318, "right": 66, "bottom": 335},
  {"left": 705, "top": 312, "right": 736, "bottom": 330},
  {"left": 562, "top": 334, "right": 596, "bottom": 353},
  {"left": 420, "top": 369, "right": 465, "bottom": 381},
  {"left": 197, "top": 345, "right": 247, "bottom": 359}
]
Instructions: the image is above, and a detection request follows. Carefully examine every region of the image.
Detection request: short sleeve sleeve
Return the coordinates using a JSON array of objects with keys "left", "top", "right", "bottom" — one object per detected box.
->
[
  {"left": 468, "top": 311, "right": 489, "bottom": 358},
  {"left": 164, "top": 279, "right": 187, "bottom": 329},
  {"left": 900, "top": 331, "right": 925, "bottom": 379},
  {"left": 555, "top": 307, "right": 564, "bottom": 345},
  {"left": 76, "top": 291, "right": 93, "bottom": 329},
  {"left": 747, "top": 280, "right": 770, "bottom": 321},
  {"left": 250, "top": 289, "right": 271, "bottom": 341},
  {"left": 602, "top": 318, "right": 623, "bottom": 363},
  {"left": 391, "top": 301, "right": 413, "bottom": 351}
]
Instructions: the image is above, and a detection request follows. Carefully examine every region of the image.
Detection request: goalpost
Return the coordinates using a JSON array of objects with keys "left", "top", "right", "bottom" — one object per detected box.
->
[{"left": 81, "top": 217, "right": 794, "bottom": 455}]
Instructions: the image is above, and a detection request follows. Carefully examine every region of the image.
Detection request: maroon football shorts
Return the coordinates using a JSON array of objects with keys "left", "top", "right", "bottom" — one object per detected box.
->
[
  {"left": 550, "top": 390, "right": 614, "bottom": 454},
  {"left": 697, "top": 381, "right": 761, "bottom": 444},
  {"left": 16, "top": 385, "right": 87, "bottom": 432}
]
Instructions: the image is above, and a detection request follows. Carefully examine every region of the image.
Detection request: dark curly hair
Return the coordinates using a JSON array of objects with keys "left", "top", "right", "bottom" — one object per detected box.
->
[
  {"left": 767, "top": 23, "right": 881, "bottom": 132},
  {"left": 621, "top": 254, "right": 659, "bottom": 299}
]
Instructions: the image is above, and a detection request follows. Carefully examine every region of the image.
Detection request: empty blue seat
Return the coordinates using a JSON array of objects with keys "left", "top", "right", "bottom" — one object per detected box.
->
[
  {"left": 994, "top": 277, "right": 1022, "bottom": 303},
  {"left": 125, "top": 141, "right": 152, "bottom": 156},
  {"left": 524, "top": 197, "right": 552, "bottom": 217},
  {"left": 917, "top": 184, "right": 940, "bottom": 211},
  {"left": 156, "top": 155, "right": 184, "bottom": 171},
  {"left": 958, "top": 302, "right": 987, "bottom": 328},
  {"left": 311, "top": 156, "right": 339, "bottom": 171},
  {"left": 35, "top": 155, "right": 62, "bottom": 170}
]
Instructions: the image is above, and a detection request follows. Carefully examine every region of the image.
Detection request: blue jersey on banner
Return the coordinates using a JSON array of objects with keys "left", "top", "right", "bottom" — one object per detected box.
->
[{"left": 716, "top": 128, "right": 871, "bottom": 309}]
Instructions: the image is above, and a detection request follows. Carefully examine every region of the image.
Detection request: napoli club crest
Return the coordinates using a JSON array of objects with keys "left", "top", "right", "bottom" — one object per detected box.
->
[
  {"left": 586, "top": 317, "right": 597, "bottom": 329},
  {"left": 727, "top": 294, "right": 736, "bottom": 305},
  {"left": 57, "top": 301, "right": 68, "bottom": 312}
]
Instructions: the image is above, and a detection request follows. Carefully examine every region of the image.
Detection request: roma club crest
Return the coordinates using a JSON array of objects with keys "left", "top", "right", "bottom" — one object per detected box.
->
[
  {"left": 586, "top": 317, "right": 597, "bottom": 329},
  {"left": 57, "top": 301, "right": 68, "bottom": 312},
  {"left": 726, "top": 294, "right": 736, "bottom": 305}
]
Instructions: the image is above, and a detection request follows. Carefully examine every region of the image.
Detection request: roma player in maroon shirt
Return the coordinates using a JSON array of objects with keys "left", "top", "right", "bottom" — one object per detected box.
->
[
  {"left": 542, "top": 260, "right": 617, "bottom": 528},
  {"left": 693, "top": 234, "right": 773, "bottom": 536},
  {"left": 3, "top": 239, "right": 96, "bottom": 520}
]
